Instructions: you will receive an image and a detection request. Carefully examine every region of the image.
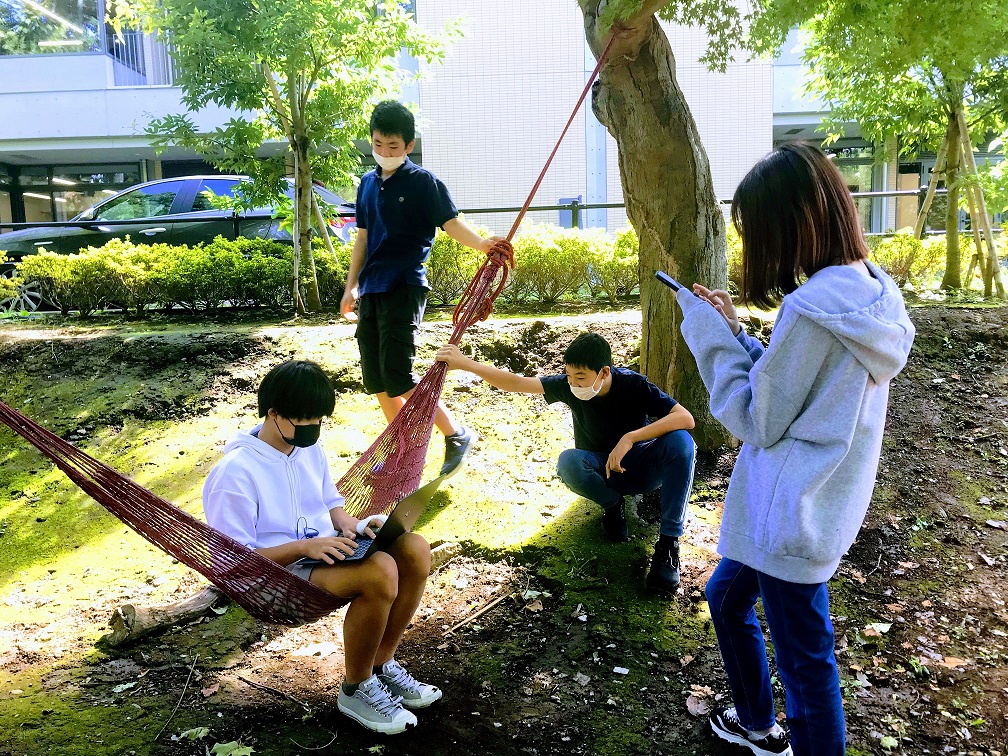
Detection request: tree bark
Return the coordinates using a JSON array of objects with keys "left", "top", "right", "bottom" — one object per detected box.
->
[
  {"left": 294, "top": 136, "right": 323, "bottom": 311},
  {"left": 582, "top": 7, "right": 731, "bottom": 450},
  {"left": 940, "top": 107, "right": 962, "bottom": 291},
  {"left": 956, "top": 107, "right": 1006, "bottom": 300}
]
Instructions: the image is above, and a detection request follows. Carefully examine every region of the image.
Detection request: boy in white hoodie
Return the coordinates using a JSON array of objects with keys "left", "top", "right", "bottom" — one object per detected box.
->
[{"left": 203, "top": 360, "right": 439, "bottom": 734}]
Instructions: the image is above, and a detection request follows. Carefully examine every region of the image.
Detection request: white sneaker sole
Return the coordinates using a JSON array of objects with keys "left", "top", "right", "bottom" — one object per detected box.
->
[
  {"left": 710, "top": 719, "right": 793, "bottom": 756},
  {"left": 337, "top": 698, "right": 417, "bottom": 734},
  {"left": 400, "top": 687, "right": 443, "bottom": 709}
]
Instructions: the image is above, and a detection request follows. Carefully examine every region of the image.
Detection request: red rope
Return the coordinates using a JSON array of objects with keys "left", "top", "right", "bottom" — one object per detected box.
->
[
  {"left": 450, "top": 33, "right": 617, "bottom": 328},
  {"left": 339, "top": 36, "right": 616, "bottom": 516}
]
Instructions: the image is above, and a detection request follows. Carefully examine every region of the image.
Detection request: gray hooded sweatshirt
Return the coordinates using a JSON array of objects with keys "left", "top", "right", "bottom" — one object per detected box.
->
[{"left": 677, "top": 261, "right": 915, "bottom": 584}]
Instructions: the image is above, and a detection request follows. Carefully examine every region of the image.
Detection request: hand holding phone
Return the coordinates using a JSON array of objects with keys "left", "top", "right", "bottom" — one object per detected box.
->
[{"left": 655, "top": 271, "right": 683, "bottom": 292}]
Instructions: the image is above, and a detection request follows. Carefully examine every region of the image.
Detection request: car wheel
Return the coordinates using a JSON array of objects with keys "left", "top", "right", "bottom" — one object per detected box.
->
[{"left": 0, "top": 278, "right": 44, "bottom": 313}]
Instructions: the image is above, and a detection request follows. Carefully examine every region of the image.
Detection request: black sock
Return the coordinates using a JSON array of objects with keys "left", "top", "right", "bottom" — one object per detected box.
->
[
  {"left": 657, "top": 534, "right": 678, "bottom": 549},
  {"left": 342, "top": 681, "right": 360, "bottom": 696},
  {"left": 373, "top": 664, "right": 385, "bottom": 676}
]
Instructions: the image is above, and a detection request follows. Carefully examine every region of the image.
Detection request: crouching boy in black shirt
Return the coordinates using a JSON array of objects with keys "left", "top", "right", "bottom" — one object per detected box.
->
[{"left": 437, "top": 332, "right": 696, "bottom": 593}]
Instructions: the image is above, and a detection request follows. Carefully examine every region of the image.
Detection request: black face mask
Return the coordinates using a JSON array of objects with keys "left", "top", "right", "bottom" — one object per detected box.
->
[{"left": 273, "top": 416, "right": 321, "bottom": 448}]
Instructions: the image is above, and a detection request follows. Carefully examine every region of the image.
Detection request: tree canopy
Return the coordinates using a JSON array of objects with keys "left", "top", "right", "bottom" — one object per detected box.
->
[
  {"left": 749, "top": 0, "right": 1008, "bottom": 156},
  {"left": 110, "top": 0, "right": 454, "bottom": 309}
]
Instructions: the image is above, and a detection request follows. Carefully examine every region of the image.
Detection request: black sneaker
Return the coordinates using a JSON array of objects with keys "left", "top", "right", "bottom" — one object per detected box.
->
[
  {"left": 646, "top": 537, "right": 680, "bottom": 594},
  {"left": 441, "top": 426, "right": 477, "bottom": 478},
  {"left": 601, "top": 501, "right": 629, "bottom": 542},
  {"left": 710, "top": 707, "right": 792, "bottom": 756}
]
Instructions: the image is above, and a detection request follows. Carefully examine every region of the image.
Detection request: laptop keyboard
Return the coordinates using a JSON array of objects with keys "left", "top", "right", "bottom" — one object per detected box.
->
[{"left": 344, "top": 537, "right": 374, "bottom": 561}]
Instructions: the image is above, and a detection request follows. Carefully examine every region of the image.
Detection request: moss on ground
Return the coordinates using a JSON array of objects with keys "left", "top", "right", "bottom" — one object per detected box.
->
[{"left": 3, "top": 310, "right": 704, "bottom": 753}]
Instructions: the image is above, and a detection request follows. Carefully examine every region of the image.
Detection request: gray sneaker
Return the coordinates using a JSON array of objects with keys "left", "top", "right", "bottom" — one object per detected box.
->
[
  {"left": 377, "top": 658, "right": 443, "bottom": 709},
  {"left": 337, "top": 674, "right": 417, "bottom": 734}
]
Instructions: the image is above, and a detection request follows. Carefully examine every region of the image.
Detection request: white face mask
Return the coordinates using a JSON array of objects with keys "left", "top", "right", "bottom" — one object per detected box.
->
[
  {"left": 373, "top": 151, "right": 406, "bottom": 172},
  {"left": 569, "top": 370, "right": 605, "bottom": 401}
]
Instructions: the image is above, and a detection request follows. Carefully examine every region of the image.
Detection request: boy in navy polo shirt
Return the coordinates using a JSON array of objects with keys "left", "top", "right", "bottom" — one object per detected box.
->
[
  {"left": 341, "top": 101, "right": 494, "bottom": 476},
  {"left": 436, "top": 332, "right": 697, "bottom": 594}
]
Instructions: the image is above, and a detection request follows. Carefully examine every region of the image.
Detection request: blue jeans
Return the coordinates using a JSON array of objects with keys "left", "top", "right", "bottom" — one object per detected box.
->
[
  {"left": 555, "top": 429, "right": 696, "bottom": 538},
  {"left": 706, "top": 558, "right": 845, "bottom": 756}
]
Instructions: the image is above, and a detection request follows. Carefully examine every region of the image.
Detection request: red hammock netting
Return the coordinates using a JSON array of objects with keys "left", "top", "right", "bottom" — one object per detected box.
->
[{"left": 0, "top": 35, "right": 617, "bottom": 627}]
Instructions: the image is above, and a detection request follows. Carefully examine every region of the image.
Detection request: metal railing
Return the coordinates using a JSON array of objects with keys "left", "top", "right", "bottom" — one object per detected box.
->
[
  {"left": 108, "top": 29, "right": 176, "bottom": 87},
  {"left": 461, "top": 187, "right": 1005, "bottom": 236},
  {"left": 2, "top": 188, "right": 1001, "bottom": 237}
]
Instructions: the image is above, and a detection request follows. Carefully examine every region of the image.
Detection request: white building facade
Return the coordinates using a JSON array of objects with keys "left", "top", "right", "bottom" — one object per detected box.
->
[{"left": 1, "top": 0, "right": 912, "bottom": 235}]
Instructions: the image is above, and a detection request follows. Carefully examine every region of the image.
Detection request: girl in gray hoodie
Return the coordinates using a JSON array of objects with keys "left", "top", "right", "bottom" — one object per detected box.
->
[{"left": 674, "top": 143, "right": 915, "bottom": 756}]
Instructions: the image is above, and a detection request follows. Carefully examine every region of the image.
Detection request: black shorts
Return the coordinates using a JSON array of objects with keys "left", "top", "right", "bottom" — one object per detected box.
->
[{"left": 356, "top": 283, "right": 428, "bottom": 397}]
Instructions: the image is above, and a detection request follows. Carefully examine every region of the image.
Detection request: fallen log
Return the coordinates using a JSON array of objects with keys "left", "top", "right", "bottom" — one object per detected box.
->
[
  {"left": 98, "top": 586, "right": 227, "bottom": 648},
  {"left": 98, "top": 542, "right": 463, "bottom": 647}
]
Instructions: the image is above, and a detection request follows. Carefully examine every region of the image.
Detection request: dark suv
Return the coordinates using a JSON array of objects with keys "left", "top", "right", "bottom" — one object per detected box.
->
[{"left": 0, "top": 175, "right": 356, "bottom": 263}]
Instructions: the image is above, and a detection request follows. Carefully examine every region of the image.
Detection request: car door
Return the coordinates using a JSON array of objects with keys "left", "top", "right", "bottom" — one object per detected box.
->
[
  {"left": 57, "top": 179, "right": 188, "bottom": 254},
  {"left": 172, "top": 178, "right": 246, "bottom": 246}
]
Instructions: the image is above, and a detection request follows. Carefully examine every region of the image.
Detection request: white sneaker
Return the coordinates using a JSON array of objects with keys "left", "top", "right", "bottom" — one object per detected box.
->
[
  {"left": 377, "top": 658, "right": 443, "bottom": 709},
  {"left": 337, "top": 675, "right": 417, "bottom": 734},
  {"left": 710, "top": 707, "right": 792, "bottom": 756}
]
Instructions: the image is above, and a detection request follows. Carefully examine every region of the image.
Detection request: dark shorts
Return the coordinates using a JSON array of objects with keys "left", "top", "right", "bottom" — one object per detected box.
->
[{"left": 356, "top": 284, "right": 428, "bottom": 397}]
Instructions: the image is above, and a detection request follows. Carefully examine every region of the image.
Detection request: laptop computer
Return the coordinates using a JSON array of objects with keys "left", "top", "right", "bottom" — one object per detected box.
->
[{"left": 339, "top": 473, "right": 446, "bottom": 561}]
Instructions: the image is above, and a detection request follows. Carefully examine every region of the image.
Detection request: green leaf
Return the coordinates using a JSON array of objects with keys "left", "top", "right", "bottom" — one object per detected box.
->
[
  {"left": 211, "top": 742, "right": 254, "bottom": 756},
  {"left": 880, "top": 735, "right": 899, "bottom": 750},
  {"left": 180, "top": 727, "right": 209, "bottom": 741}
]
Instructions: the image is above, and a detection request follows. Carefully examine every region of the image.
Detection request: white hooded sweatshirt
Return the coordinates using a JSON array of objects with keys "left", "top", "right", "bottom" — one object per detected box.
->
[{"left": 202, "top": 424, "right": 345, "bottom": 549}]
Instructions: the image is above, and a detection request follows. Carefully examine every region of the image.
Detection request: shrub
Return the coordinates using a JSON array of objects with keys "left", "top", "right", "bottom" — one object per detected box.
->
[
  {"left": 0, "top": 253, "right": 19, "bottom": 304},
  {"left": 427, "top": 219, "right": 488, "bottom": 305},
  {"left": 86, "top": 237, "right": 170, "bottom": 315},
  {"left": 868, "top": 231, "right": 927, "bottom": 287},
  {"left": 589, "top": 226, "right": 638, "bottom": 304},
  {"left": 309, "top": 237, "right": 352, "bottom": 308},
  {"left": 726, "top": 222, "right": 744, "bottom": 295},
  {"left": 17, "top": 249, "right": 119, "bottom": 316},
  {"left": 508, "top": 224, "right": 587, "bottom": 305}
]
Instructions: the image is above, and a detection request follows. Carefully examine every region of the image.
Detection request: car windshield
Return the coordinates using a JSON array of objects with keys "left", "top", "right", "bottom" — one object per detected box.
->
[
  {"left": 89, "top": 180, "right": 186, "bottom": 221},
  {"left": 282, "top": 180, "right": 350, "bottom": 208}
]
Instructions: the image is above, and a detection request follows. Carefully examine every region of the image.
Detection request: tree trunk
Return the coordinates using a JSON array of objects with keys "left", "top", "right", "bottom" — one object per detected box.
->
[
  {"left": 582, "top": 8, "right": 731, "bottom": 450},
  {"left": 941, "top": 107, "right": 962, "bottom": 290},
  {"left": 294, "top": 137, "right": 323, "bottom": 312}
]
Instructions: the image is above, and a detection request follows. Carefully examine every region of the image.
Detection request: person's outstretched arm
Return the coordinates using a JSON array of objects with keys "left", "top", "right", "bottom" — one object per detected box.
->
[
  {"left": 436, "top": 344, "right": 544, "bottom": 394},
  {"left": 441, "top": 217, "right": 494, "bottom": 254}
]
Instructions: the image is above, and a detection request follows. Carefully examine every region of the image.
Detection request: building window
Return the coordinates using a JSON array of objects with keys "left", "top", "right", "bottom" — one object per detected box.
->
[
  {"left": 0, "top": 0, "right": 101, "bottom": 56},
  {"left": 824, "top": 142, "right": 875, "bottom": 231},
  {"left": 50, "top": 164, "right": 142, "bottom": 220},
  {"left": 10, "top": 163, "right": 142, "bottom": 223}
]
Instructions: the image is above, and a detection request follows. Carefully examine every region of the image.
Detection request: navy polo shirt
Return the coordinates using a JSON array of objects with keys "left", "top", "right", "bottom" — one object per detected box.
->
[
  {"left": 355, "top": 157, "right": 459, "bottom": 294},
  {"left": 540, "top": 367, "right": 678, "bottom": 455}
]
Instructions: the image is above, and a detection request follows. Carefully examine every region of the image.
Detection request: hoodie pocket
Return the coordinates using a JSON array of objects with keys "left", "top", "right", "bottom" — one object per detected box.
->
[{"left": 764, "top": 440, "right": 849, "bottom": 561}]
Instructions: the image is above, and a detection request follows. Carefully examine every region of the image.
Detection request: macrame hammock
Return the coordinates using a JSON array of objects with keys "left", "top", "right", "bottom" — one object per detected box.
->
[{"left": 0, "top": 37, "right": 617, "bottom": 627}]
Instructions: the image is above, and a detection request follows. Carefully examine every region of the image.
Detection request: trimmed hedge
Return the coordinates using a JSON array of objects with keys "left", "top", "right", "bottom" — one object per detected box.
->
[
  {"left": 16, "top": 236, "right": 301, "bottom": 315},
  {"left": 729, "top": 222, "right": 989, "bottom": 293},
  {"left": 11, "top": 224, "right": 644, "bottom": 315}
]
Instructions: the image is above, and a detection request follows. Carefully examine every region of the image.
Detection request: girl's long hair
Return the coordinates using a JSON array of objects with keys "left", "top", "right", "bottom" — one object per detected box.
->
[{"left": 732, "top": 142, "right": 869, "bottom": 309}]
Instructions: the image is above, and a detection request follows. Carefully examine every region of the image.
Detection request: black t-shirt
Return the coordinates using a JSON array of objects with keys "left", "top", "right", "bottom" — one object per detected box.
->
[{"left": 539, "top": 367, "right": 678, "bottom": 455}]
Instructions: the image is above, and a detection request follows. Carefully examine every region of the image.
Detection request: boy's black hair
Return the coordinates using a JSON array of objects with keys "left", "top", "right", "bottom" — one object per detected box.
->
[
  {"left": 258, "top": 360, "right": 336, "bottom": 420},
  {"left": 563, "top": 332, "right": 612, "bottom": 373},
  {"left": 370, "top": 100, "right": 415, "bottom": 144}
]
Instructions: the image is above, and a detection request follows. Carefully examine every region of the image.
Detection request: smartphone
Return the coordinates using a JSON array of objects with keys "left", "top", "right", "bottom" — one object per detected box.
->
[{"left": 655, "top": 271, "right": 684, "bottom": 292}]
